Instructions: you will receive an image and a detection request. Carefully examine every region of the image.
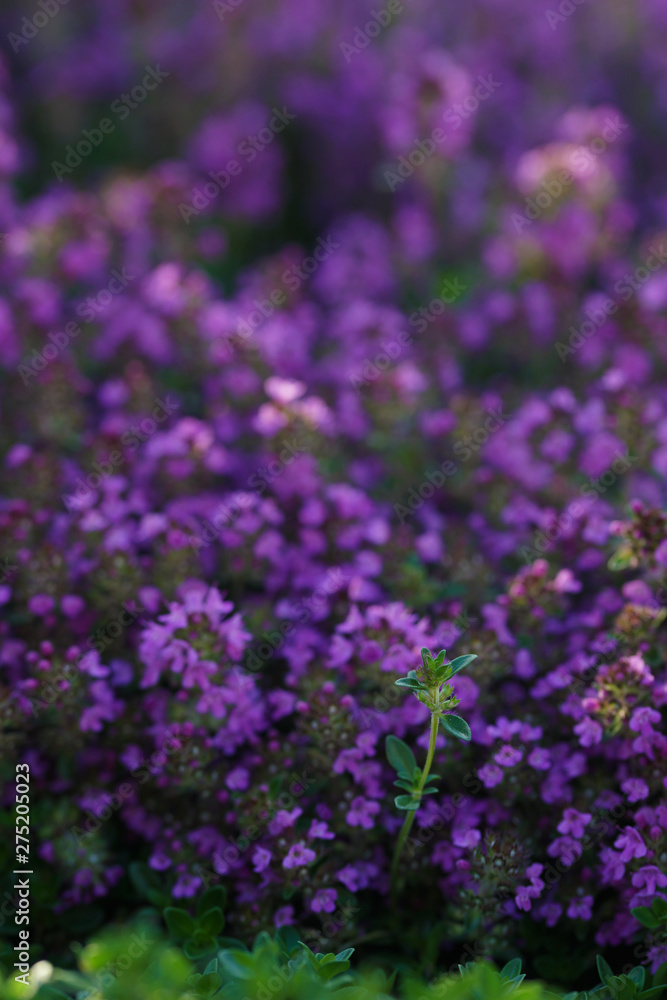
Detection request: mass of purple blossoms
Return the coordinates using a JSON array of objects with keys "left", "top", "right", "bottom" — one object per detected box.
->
[{"left": 1, "top": 0, "right": 667, "bottom": 980}]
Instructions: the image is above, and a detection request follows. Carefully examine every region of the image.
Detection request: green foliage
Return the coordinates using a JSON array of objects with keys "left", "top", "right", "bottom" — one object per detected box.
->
[
  {"left": 163, "top": 887, "right": 228, "bottom": 960},
  {"left": 632, "top": 897, "right": 667, "bottom": 932},
  {"left": 440, "top": 714, "right": 472, "bottom": 741},
  {"left": 393, "top": 648, "right": 476, "bottom": 739},
  {"left": 2, "top": 927, "right": 666, "bottom": 1000},
  {"left": 412, "top": 957, "right": 548, "bottom": 1000},
  {"left": 389, "top": 648, "right": 476, "bottom": 823},
  {"left": 557, "top": 954, "right": 667, "bottom": 1000},
  {"left": 386, "top": 735, "right": 417, "bottom": 776}
]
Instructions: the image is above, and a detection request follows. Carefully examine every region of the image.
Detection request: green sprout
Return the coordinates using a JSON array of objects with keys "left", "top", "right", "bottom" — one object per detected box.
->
[{"left": 387, "top": 647, "right": 477, "bottom": 899}]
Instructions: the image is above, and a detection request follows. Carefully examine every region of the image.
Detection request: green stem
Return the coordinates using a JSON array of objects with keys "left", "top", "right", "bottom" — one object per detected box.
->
[{"left": 390, "top": 709, "right": 440, "bottom": 901}]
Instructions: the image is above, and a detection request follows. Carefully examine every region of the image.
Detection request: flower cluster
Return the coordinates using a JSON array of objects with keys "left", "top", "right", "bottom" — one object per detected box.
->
[{"left": 1, "top": 0, "right": 667, "bottom": 979}]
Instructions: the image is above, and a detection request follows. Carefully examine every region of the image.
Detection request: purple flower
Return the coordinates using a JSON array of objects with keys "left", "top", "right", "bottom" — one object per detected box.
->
[
  {"left": 574, "top": 717, "right": 603, "bottom": 747},
  {"left": 632, "top": 866, "right": 667, "bottom": 897},
  {"left": 148, "top": 851, "right": 172, "bottom": 871},
  {"left": 308, "top": 819, "right": 335, "bottom": 840},
  {"left": 647, "top": 944, "right": 667, "bottom": 975},
  {"left": 225, "top": 766, "right": 250, "bottom": 791},
  {"left": 478, "top": 763, "right": 504, "bottom": 788},
  {"left": 28, "top": 594, "right": 55, "bottom": 615},
  {"left": 621, "top": 778, "right": 649, "bottom": 802},
  {"left": 557, "top": 808, "right": 592, "bottom": 839},
  {"left": 528, "top": 747, "right": 551, "bottom": 770},
  {"left": 451, "top": 823, "right": 481, "bottom": 848},
  {"left": 614, "top": 828, "right": 647, "bottom": 862},
  {"left": 268, "top": 808, "right": 302, "bottom": 835},
  {"left": 274, "top": 906, "right": 295, "bottom": 928},
  {"left": 547, "top": 836, "right": 583, "bottom": 866},
  {"left": 252, "top": 847, "right": 272, "bottom": 873},
  {"left": 567, "top": 895, "right": 593, "bottom": 920},
  {"left": 336, "top": 862, "right": 378, "bottom": 892},
  {"left": 537, "top": 903, "right": 562, "bottom": 927},
  {"left": 172, "top": 874, "right": 202, "bottom": 898},
  {"left": 494, "top": 745, "right": 523, "bottom": 767},
  {"left": 629, "top": 707, "right": 661, "bottom": 732},
  {"left": 346, "top": 796, "right": 380, "bottom": 829},
  {"left": 283, "top": 842, "right": 316, "bottom": 869},
  {"left": 311, "top": 889, "right": 338, "bottom": 913}
]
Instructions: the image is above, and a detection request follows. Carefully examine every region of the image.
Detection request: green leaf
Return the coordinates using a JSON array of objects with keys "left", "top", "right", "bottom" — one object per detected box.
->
[
  {"left": 197, "top": 886, "right": 227, "bottom": 917},
  {"left": 395, "top": 677, "right": 424, "bottom": 689},
  {"left": 219, "top": 949, "right": 256, "bottom": 979},
  {"left": 597, "top": 956, "right": 614, "bottom": 987},
  {"left": 608, "top": 547, "right": 636, "bottom": 571},
  {"left": 632, "top": 906, "right": 661, "bottom": 929},
  {"left": 395, "top": 794, "right": 420, "bottom": 810},
  {"left": 163, "top": 906, "right": 196, "bottom": 939},
  {"left": 651, "top": 960, "right": 667, "bottom": 991},
  {"left": 276, "top": 924, "right": 301, "bottom": 955},
  {"left": 420, "top": 647, "right": 433, "bottom": 669},
  {"left": 198, "top": 906, "right": 224, "bottom": 936},
  {"left": 441, "top": 714, "right": 472, "bottom": 741},
  {"left": 609, "top": 974, "right": 638, "bottom": 1000},
  {"left": 653, "top": 897, "right": 667, "bottom": 919},
  {"left": 204, "top": 958, "right": 219, "bottom": 975},
  {"left": 129, "top": 861, "right": 170, "bottom": 907},
  {"left": 218, "top": 936, "right": 248, "bottom": 950},
  {"left": 188, "top": 971, "right": 223, "bottom": 998},
  {"left": 317, "top": 959, "right": 351, "bottom": 980},
  {"left": 393, "top": 779, "right": 415, "bottom": 792},
  {"left": 447, "top": 654, "right": 477, "bottom": 675},
  {"left": 184, "top": 936, "right": 217, "bottom": 959},
  {"left": 268, "top": 774, "right": 284, "bottom": 799},
  {"left": 386, "top": 735, "right": 417, "bottom": 775},
  {"left": 335, "top": 948, "right": 355, "bottom": 961},
  {"left": 500, "top": 959, "right": 522, "bottom": 981},
  {"left": 628, "top": 968, "right": 646, "bottom": 992}
]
